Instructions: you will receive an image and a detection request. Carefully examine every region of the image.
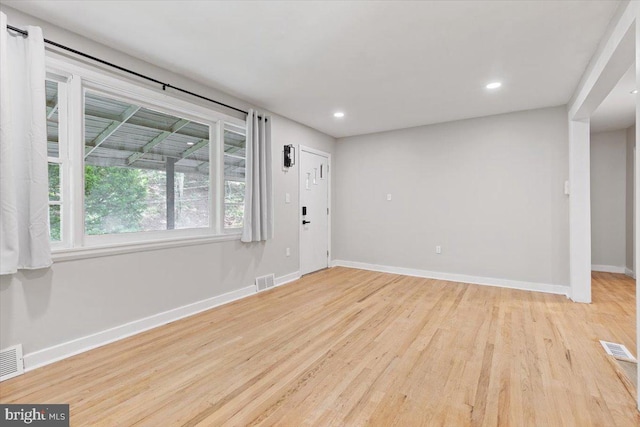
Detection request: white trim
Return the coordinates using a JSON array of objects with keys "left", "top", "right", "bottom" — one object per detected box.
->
[
  {"left": 275, "top": 271, "right": 300, "bottom": 287},
  {"left": 46, "top": 53, "right": 245, "bottom": 127},
  {"left": 591, "top": 264, "right": 627, "bottom": 274},
  {"left": 298, "top": 145, "right": 331, "bottom": 158},
  {"left": 332, "top": 260, "right": 570, "bottom": 297},
  {"left": 52, "top": 233, "right": 241, "bottom": 262},
  {"left": 298, "top": 145, "right": 332, "bottom": 276},
  {"left": 625, "top": 268, "right": 636, "bottom": 278},
  {"left": 22, "top": 271, "right": 300, "bottom": 371},
  {"left": 23, "top": 285, "right": 254, "bottom": 371}
]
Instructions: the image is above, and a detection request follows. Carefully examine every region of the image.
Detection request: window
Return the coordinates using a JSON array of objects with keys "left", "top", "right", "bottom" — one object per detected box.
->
[
  {"left": 46, "top": 79, "right": 63, "bottom": 243},
  {"left": 223, "top": 124, "right": 246, "bottom": 230},
  {"left": 45, "top": 55, "right": 246, "bottom": 253},
  {"left": 83, "top": 91, "right": 211, "bottom": 235}
]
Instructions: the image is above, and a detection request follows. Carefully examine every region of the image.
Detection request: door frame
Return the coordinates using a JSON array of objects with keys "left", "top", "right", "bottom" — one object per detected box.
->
[{"left": 298, "top": 145, "right": 332, "bottom": 275}]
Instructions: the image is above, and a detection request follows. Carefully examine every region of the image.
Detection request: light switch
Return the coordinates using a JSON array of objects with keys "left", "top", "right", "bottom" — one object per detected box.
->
[
  {"left": 285, "top": 192, "right": 291, "bottom": 203},
  {"left": 387, "top": 194, "right": 392, "bottom": 201}
]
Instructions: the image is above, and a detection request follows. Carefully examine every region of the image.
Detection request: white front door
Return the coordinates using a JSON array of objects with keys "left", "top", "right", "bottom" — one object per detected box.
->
[{"left": 300, "top": 147, "right": 330, "bottom": 275}]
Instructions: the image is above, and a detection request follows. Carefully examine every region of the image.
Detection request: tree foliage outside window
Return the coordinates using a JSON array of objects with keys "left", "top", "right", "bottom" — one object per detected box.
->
[
  {"left": 83, "top": 166, "right": 212, "bottom": 235},
  {"left": 175, "top": 172, "right": 210, "bottom": 229},
  {"left": 224, "top": 181, "right": 245, "bottom": 229},
  {"left": 84, "top": 166, "right": 149, "bottom": 235},
  {"left": 48, "top": 163, "right": 61, "bottom": 241}
]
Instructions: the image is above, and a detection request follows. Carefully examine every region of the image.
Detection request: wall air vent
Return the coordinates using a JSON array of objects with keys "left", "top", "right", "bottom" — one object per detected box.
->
[
  {"left": 255, "top": 274, "right": 276, "bottom": 292},
  {"left": 0, "top": 344, "right": 24, "bottom": 382}
]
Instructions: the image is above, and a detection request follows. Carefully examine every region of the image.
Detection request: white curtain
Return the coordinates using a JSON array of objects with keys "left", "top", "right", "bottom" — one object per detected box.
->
[
  {"left": 241, "top": 109, "right": 273, "bottom": 242},
  {"left": 0, "top": 13, "right": 51, "bottom": 274}
]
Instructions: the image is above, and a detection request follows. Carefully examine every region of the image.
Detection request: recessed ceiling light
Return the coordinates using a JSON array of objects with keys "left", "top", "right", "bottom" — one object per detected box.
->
[
  {"left": 486, "top": 82, "right": 502, "bottom": 89},
  {"left": 333, "top": 112, "right": 345, "bottom": 118},
  {"left": 187, "top": 142, "right": 195, "bottom": 146},
  {"left": 631, "top": 89, "right": 638, "bottom": 94}
]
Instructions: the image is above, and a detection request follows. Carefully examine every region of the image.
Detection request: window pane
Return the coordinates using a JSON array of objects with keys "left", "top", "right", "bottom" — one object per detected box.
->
[
  {"left": 48, "top": 163, "right": 60, "bottom": 201},
  {"left": 175, "top": 171, "right": 210, "bottom": 229},
  {"left": 46, "top": 80, "right": 59, "bottom": 158},
  {"left": 85, "top": 166, "right": 164, "bottom": 235},
  {"left": 224, "top": 181, "right": 245, "bottom": 229},
  {"left": 224, "top": 125, "right": 246, "bottom": 229},
  {"left": 84, "top": 91, "right": 210, "bottom": 236},
  {"left": 224, "top": 127, "right": 246, "bottom": 158},
  {"left": 49, "top": 205, "right": 61, "bottom": 241}
]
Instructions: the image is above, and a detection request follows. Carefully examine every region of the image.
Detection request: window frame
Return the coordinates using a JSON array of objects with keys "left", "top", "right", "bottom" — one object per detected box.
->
[
  {"left": 81, "top": 84, "right": 219, "bottom": 246},
  {"left": 45, "top": 71, "right": 72, "bottom": 251},
  {"left": 45, "top": 53, "right": 246, "bottom": 259},
  {"left": 223, "top": 123, "right": 247, "bottom": 231}
]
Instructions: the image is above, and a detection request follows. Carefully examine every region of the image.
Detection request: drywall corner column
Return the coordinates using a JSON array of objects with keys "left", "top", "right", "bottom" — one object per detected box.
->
[
  {"left": 626, "top": 125, "right": 635, "bottom": 274},
  {"left": 569, "top": 119, "right": 591, "bottom": 303},
  {"left": 566, "top": 1, "right": 637, "bottom": 304}
]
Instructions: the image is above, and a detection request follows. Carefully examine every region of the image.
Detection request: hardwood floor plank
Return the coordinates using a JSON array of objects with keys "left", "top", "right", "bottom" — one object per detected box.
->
[{"left": 1, "top": 268, "right": 638, "bottom": 426}]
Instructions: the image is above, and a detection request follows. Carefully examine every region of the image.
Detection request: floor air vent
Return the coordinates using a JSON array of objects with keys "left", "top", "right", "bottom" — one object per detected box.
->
[
  {"left": 256, "top": 274, "right": 276, "bottom": 292},
  {"left": 600, "top": 340, "right": 636, "bottom": 361},
  {"left": 0, "top": 344, "right": 24, "bottom": 382}
]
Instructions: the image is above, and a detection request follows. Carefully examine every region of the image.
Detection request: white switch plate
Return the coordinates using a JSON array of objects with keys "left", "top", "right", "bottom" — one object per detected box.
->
[
  {"left": 286, "top": 247, "right": 290, "bottom": 257},
  {"left": 563, "top": 181, "right": 570, "bottom": 196},
  {"left": 387, "top": 194, "right": 392, "bottom": 201},
  {"left": 436, "top": 246, "right": 442, "bottom": 254},
  {"left": 285, "top": 193, "right": 291, "bottom": 203}
]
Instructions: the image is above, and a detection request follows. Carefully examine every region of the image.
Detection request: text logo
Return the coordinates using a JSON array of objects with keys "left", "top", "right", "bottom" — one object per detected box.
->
[{"left": 0, "top": 405, "right": 69, "bottom": 426}]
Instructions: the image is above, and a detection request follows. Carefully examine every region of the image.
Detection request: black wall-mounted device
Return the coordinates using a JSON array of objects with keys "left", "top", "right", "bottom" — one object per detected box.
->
[
  {"left": 302, "top": 206, "right": 307, "bottom": 216},
  {"left": 284, "top": 144, "right": 295, "bottom": 168}
]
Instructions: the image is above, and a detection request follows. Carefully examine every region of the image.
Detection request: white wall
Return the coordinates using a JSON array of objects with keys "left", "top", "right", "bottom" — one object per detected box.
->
[
  {"left": 0, "top": 7, "right": 335, "bottom": 358},
  {"left": 626, "top": 125, "right": 635, "bottom": 274},
  {"left": 333, "top": 106, "right": 570, "bottom": 288},
  {"left": 590, "top": 130, "right": 628, "bottom": 269}
]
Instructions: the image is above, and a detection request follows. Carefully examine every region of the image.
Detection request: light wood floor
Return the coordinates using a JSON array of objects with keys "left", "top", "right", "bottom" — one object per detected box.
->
[{"left": 1, "top": 268, "right": 638, "bottom": 426}]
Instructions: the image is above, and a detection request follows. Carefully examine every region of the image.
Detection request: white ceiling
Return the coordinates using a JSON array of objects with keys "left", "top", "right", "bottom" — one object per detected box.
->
[
  {"left": 5, "top": 0, "right": 621, "bottom": 138},
  {"left": 591, "top": 65, "right": 636, "bottom": 133}
]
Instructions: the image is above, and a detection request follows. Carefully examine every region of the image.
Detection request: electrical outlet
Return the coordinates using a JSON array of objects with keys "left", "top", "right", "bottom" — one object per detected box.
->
[
  {"left": 436, "top": 246, "right": 442, "bottom": 254},
  {"left": 286, "top": 247, "right": 291, "bottom": 257},
  {"left": 387, "top": 193, "right": 392, "bottom": 201}
]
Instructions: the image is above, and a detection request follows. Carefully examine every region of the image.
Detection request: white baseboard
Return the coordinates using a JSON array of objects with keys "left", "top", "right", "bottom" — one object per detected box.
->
[
  {"left": 625, "top": 268, "right": 636, "bottom": 278},
  {"left": 275, "top": 271, "right": 300, "bottom": 287},
  {"left": 23, "top": 272, "right": 299, "bottom": 372},
  {"left": 332, "top": 260, "right": 569, "bottom": 296},
  {"left": 591, "top": 264, "right": 626, "bottom": 274}
]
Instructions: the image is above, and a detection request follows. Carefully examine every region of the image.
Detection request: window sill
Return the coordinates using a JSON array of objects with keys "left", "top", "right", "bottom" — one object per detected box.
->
[{"left": 52, "top": 233, "right": 242, "bottom": 262}]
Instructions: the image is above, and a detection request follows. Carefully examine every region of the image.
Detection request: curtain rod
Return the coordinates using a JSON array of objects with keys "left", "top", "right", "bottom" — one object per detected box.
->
[{"left": 6, "top": 24, "right": 259, "bottom": 118}]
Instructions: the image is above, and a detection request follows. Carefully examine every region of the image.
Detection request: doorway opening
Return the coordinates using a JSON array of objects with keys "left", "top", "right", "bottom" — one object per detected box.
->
[
  {"left": 568, "top": 4, "right": 638, "bottom": 408},
  {"left": 590, "top": 63, "right": 635, "bottom": 279}
]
